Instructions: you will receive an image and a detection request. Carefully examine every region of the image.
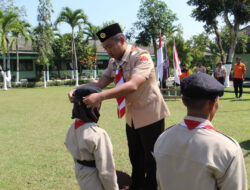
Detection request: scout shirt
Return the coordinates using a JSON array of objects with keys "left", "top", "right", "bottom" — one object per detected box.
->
[
  {"left": 103, "top": 44, "right": 170, "bottom": 129},
  {"left": 65, "top": 121, "right": 119, "bottom": 190},
  {"left": 233, "top": 62, "right": 247, "bottom": 79},
  {"left": 153, "top": 116, "right": 247, "bottom": 190},
  {"left": 215, "top": 65, "right": 226, "bottom": 79}
]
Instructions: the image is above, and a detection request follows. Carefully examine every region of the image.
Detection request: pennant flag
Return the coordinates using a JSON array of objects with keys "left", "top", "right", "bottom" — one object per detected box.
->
[
  {"left": 163, "top": 42, "right": 170, "bottom": 82},
  {"left": 157, "top": 31, "right": 164, "bottom": 82},
  {"left": 173, "top": 41, "right": 182, "bottom": 84}
]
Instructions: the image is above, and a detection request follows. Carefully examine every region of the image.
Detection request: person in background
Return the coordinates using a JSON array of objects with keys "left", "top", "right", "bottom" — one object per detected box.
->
[
  {"left": 65, "top": 86, "right": 119, "bottom": 190},
  {"left": 68, "top": 23, "right": 170, "bottom": 190},
  {"left": 196, "top": 61, "right": 206, "bottom": 73},
  {"left": 214, "top": 61, "right": 226, "bottom": 85},
  {"left": 154, "top": 73, "right": 247, "bottom": 190},
  {"left": 179, "top": 63, "right": 190, "bottom": 82},
  {"left": 233, "top": 57, "right": 247, "bottom": 99}
]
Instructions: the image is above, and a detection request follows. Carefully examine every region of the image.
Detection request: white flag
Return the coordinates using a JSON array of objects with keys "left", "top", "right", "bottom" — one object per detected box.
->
[{"left": 157, "top": 32, "right": 164, "bottom": 82}]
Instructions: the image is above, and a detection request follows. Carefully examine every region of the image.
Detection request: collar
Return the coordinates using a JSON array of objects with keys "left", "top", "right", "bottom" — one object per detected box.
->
[
  {"left": 181, "top": 116, "right": 215, "bottom": 131},
  {"left": 74, "top": 120, "right": 86, "bottom": 130},
  {"left": 121, "top": 44, "right": 134, "bottom": 63}
]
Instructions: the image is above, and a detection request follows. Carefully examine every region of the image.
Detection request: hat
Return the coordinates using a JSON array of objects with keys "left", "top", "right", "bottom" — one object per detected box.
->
[
  {"left": 96, "top": 23, "right": 122, "bottom": 42},
  {"left": 72, "top": 86, "right": 102, "bottom": 123},
  {"left": 181, "top": 73, "right": 224, "bottom": 99}
]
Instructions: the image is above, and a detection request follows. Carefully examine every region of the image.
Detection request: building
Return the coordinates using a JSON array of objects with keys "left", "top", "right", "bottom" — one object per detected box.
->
[{"left": 0, "top": 38, "right": 155, "bottom": 81}]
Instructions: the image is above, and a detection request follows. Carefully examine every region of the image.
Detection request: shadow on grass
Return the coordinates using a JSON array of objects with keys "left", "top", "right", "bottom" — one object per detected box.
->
[
  {"left": 240, "top": 140, "right": 250, "bottom": 158},
  {"left": 219, "top": 109, "right": 250, "bottom": 113},
  {"left": 220, "top": 98, "right": 250, "bottom": 102}
]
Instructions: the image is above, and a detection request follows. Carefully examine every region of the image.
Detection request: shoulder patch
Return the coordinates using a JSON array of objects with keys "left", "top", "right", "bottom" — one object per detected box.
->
[
  {"left": 131, "top": 45, "right": 135, "bottom": 52},
  {"left": 140, "top": 56, "right": 149, "bottom": 64}
]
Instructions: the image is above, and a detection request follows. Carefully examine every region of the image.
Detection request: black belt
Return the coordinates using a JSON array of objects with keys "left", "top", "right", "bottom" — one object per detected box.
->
[{"left": 76, "top": 160, "right": 96, "bottom": 167}]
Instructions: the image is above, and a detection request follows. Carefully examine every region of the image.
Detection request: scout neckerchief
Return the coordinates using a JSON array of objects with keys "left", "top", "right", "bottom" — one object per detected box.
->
[
  {"left": 181, "top": 119, "right": 216, "bottom": 131},
  {"left": 74, "top": 120, "right": 86, "bottom": 130},
  {"left": 115, "top": 61, "right": 126, "bottom": 118},
  {"left": 216, "top": 67, "right": 221, "bottom": 79}
]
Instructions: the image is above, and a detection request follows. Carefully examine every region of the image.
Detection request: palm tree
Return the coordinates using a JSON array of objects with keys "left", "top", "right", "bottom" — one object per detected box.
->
[
  {"left": 83, "top": 23, "right": 100, "bottom": 79},
  {"left": 12, "top": 20, "right": 31, "bottom": 83},
  {"left": 55, "top": 7, "right": 88, "bottom": 86},
  {"left": 0, "top": 11, "right": 19, "bottom": 90}
]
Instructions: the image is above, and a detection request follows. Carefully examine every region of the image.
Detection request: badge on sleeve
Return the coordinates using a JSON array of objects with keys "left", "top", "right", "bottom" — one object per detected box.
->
[{"left": 140, "top": 56, "right": 149, "bottom": 64}]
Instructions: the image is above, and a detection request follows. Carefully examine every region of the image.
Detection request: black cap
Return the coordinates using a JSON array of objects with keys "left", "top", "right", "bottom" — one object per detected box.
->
[
  {"left": 72, "top": 86, "right": 102, "bottom": 123},
  {"left": 74, "top": 85, "right": 101, "bottom": 100},
  {"left": 181, "top": 73, "right": 224, "bottom": 99},
  {"left": 96, "top": 23, "right": 122, "bottom": 42}
]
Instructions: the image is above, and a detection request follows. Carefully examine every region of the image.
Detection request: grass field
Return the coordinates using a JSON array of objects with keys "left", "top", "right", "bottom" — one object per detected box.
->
[{"left": 0, "top": 86, "right": 250, "bottom": 190}]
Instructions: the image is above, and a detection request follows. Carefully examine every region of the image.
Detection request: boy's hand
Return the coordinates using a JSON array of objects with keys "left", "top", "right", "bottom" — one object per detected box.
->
[{"left": 68, "top": 89, "right": 76, "bottom": 103}]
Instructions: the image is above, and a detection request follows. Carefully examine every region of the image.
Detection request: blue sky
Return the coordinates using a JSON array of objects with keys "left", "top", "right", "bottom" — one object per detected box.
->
[{"left": 16, "top": 0, "right": 207, "bottom": 40}]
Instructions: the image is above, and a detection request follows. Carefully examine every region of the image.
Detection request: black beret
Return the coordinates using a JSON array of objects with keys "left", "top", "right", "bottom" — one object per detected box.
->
[
  {"left": 96, "top": 23, "right": 122, "bottom": 42},
  {"left": 74, "top": 85, "right": 101, "bottom": 101},
  {"left": 181, "top": 73, "right": 224, "bottom": 99}
]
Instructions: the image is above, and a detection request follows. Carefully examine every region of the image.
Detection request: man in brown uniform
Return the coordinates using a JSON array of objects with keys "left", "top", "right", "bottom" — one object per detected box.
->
[
  {"left": 68, "top": 23, "right": 170, "bottom": 190},
  {"left": 154, "top": 73, "right": 247, "bottom": 190}
]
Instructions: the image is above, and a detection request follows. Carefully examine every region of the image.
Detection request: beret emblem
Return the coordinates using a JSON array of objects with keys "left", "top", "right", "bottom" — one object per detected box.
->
[{"left": 100, "top": 33, "right": 106, "bottom": 39}]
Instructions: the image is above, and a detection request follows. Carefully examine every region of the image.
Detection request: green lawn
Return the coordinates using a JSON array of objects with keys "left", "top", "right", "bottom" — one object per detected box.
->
[{"left": 0, "top": 86, "right": 250, "bottom": 190}]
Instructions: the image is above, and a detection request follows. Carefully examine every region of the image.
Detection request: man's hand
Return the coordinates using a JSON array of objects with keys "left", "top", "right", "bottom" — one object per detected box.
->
[
  {"left": 83, "top": 93, "right": 102, "bottom": 108},
  {"left": 68, "top": 89, "right": 76, "bottom": 103}
]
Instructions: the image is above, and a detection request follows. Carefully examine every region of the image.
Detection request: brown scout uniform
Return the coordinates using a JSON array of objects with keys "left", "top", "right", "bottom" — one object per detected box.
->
[
  {"left": 103, "top": 44, "right": 170, "bottom": 128},
  {"left": 154, "top": 116, "right": 248, "bottom": 190},
  {"left": 65, "top": 122, "right": 119, "bottom": 190}
]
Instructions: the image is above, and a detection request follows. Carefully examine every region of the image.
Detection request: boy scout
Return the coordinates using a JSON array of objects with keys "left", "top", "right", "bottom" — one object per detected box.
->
[
  {"left": 154, "top": 73, "right": 247, "bottom": 190},
  {"left": 65, "top": 86, "right": 119, "bottom": 190},
  {"left": 68, "top": 23, "right": 170, "bottom": 190}
]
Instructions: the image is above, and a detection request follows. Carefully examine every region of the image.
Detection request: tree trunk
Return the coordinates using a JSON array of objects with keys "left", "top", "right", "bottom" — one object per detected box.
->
[
  {"left": 16, "top": 40, "right": 19, "bottom": 83},
  {"left": 2, "top": 54, "right": 7, "bottom": 90},
  {"left": 47, "top": 64, "right": 50, "bottom": 81},
  {"left": 7, "top": 47, "right": 12, "bottom": 88},
  {"left": 212, "top": 24, "right": 225, "bottom": 62},
  {"left": 73, "top": 38, "right": 79, "bottom": 86},
  {"left": 71, "top": 29, "right": 75, "bottom": 80},
  {"left": 224, "top": 14, "right": 240, "bottom": 87},
  {"left": 43, "top": 64, "right": 47, "bottom": 88}
]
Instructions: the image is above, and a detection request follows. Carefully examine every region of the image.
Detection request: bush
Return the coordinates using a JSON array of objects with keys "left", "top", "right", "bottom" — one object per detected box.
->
[{"left": 0, "top": 79, "right": 96, "bottom": 88}]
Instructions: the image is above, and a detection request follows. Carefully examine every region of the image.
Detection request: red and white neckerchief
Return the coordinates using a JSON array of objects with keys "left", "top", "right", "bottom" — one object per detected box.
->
[
  {"left": 115, "top": 61, "right": 126, "bottom": 118},
  {"left": 74, "top": 120, "right": 86, "bottom": 130},
  {"left": 216, "top": 67, "right": 221, "bottom": 79},
  {"left": 180, "top": 119, "right": 216, "bottom": 131}
]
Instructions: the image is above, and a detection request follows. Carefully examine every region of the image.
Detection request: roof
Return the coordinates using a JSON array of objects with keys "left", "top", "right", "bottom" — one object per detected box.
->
[
  {"left": 240, "top": 25, "right": 250, "bottom": 36},
  {"left": 89, "top": 40, "right": 155, "bottom": 56}
]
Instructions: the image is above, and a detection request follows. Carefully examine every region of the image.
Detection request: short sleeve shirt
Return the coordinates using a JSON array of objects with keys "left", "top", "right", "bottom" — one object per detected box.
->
[
  {"left": 102, "top": 44, "right": 170, "bottom": 128},
  {"left": 233, "top": 62, "right": 246, "bottom": 79}
]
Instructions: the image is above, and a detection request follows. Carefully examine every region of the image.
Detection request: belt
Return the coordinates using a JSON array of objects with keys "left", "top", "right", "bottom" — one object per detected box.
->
[{"left": 76, "top": 160, "right": 96, "bottom": 167}]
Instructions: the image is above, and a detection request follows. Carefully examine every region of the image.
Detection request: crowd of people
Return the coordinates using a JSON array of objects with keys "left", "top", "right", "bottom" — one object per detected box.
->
[{"left": 65, "top": 23, "right": 248, "bottom": 190}]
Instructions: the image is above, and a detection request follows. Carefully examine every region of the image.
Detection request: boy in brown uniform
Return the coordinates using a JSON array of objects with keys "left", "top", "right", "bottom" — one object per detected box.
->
[
  {"left": 68, "top": 23, "right": 170, "bottom": 190},
  {"left": 65, "top": 86, "right": 119, "bottom": 190},
  {"left": 154, "top": 73, "right": 247, "bottom": 190}
]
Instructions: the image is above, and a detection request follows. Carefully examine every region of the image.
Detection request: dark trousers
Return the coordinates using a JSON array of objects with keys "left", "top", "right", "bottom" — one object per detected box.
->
[
  {"left": 217, "top": 77, "right": 225, "bottom": 85},
  {"left": 126, "top": 119, "right": 164, "bottom": 190},
  {"left": 233, "top": 78, "right": 243, "bottom": 97}
]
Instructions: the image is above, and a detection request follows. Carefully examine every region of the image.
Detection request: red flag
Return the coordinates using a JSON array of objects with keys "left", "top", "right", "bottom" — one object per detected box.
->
[{"left": 173, "top": 41, "right": 182, "bottom": 84}]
